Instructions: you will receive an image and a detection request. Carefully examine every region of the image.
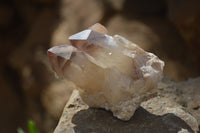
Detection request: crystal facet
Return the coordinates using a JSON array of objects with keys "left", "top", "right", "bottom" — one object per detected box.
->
[{"left": 47, "top": 23, "right": 165, "bottom": 120}]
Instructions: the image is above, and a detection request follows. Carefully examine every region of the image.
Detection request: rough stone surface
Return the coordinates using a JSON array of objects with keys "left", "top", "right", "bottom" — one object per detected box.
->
[
  {"left": 141, "top": 97, "right": 199, "bottom": 132},
  {"left": 157, "top": 77, "right": 200, "bottom": 126},
  {"left": 54, "top": 77, "right": 199, "bottom": 133},
  {"left": 175, "top": 78, "right": 200, "bottom": 125}
]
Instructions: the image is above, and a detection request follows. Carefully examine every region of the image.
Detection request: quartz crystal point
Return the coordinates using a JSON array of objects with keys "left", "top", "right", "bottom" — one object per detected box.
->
[{"left": 47, "top": 23, "right": 165, "bottom": 120}]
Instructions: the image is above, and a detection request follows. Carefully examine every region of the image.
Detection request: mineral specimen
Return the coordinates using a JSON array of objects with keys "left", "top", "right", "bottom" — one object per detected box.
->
[{"left": 47, "top": 23, "right": 165, "bottom": 120}]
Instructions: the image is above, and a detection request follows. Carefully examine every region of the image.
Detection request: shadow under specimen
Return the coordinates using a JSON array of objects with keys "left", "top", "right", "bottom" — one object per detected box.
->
[{"left": 72, "top": 106, "right": 194, "bottom": 133}]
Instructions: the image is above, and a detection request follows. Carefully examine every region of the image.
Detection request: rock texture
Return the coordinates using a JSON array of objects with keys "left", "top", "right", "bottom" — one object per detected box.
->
[
  {"left": 175, "top": 78, "right": 200, "bottom": 125},
  {"left": 54, "top": 77, "right": 199, "bottom": 133},
  {"left": 157, "top": 77, "right": 200, "bottom": 127}
]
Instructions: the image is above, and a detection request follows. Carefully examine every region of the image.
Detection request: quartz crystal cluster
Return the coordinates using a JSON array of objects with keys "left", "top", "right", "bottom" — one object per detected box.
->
[{"left": 47, "top": 23, "right": 165, "bottom": 120}]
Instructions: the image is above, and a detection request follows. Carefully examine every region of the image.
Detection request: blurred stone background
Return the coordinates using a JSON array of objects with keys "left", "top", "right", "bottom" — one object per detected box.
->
[{"left": 0, "top": 0, "right": 200, "bottom": 132}]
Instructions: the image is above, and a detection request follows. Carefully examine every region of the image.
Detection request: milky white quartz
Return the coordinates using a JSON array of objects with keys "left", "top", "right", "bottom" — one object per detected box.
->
[{"left": 47, "top": 23, "right": 164, "bottom": 120}]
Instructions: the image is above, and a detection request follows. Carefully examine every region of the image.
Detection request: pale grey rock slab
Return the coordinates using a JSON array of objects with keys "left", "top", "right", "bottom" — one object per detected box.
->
[{"left": 54, "top": 81, "right": 199, "bottom": 133}]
